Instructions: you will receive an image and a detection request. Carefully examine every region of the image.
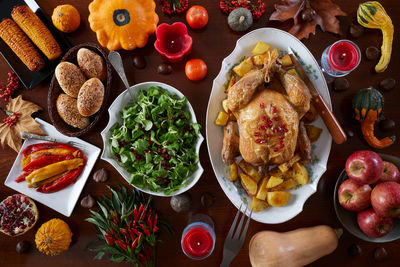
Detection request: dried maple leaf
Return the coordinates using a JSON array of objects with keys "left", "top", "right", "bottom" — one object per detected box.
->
[
  {"left": 269, "top": 0, "right": 346, "bottom": 40},
  {"left": 0, "top": 95, "right": 44, "bottom": 152}
]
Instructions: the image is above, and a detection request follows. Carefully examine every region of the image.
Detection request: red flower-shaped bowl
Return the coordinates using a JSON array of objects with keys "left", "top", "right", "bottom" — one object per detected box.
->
[{"left": 154, "top": 22, "right": 192, "bottom": 63}]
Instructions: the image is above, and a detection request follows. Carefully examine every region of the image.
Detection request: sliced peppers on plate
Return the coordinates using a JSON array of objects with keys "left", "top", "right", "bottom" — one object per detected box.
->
[{"left": 16, "top": 142, "right": 87, "bottom": 193}]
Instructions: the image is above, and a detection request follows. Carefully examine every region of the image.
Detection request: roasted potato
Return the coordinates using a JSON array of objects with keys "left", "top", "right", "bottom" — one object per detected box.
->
[
  {"left": 229, "top": 163, "right": 238, "bottom": 182},
  {"left": 233, "top": 57, "right": 253, "bottom": 77},
  {"left": 287, "top": 68, "right": 300, "bottom": 78},
  {"left": 238, "top": 160, "right": 261, "bottom": 183},
  {"left": 268, "top": 167, "right": 285, "bottom": 179},
  {"left": 215, "top": 111, "right": 229, "bottom": 126},
  {"left": 252, "top": 197, "right": 269, "bottom": 212},
  {"left": 280, "top": 54, "right": 293, "bottom": 67},
  {"left": 252, "top": 52, "right": 268, "bottom": 66},
  {"left": 267, "top": 191, "right": 291, "bottom": 207},
  {"left": 252, "top": 41, "right": 271, "bottom": 55},
  {"left": 255, "top": 177, "right": 269, "bottom": 200},
  {"left": 292, "top": 162, "right": 309, "bottom": 185},
  {"left": 266, "top": 176, "right": 284, "bottom": 188},
  {"left": 240, "top": 173, "right": 258, "bottom": 196},
  {"left": 303, "top": 103, "right": 318, "bottom": 123},
  {"left": 305, "top": 125, "right": 323, "bottom": 142},
  {"left": 222, "top": 99, "right": 229, "bottom": 113},
  {"left": 270, "top": 179, "right": 295, "bottom": 191},
  {"left": 225, "top": 74, "right": 235, "bottom": 93}
]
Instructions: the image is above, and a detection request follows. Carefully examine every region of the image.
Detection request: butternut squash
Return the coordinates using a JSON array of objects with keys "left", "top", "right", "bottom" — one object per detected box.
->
[{"left": 249, "top": 225, "right": 342, "bottom": 267}]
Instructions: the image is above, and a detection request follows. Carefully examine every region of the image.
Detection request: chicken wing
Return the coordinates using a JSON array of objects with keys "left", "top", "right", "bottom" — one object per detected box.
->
[
  {"left": 296, "top": 121, "right": 312, "bottom": 164},
  {"left": 222, "top": 121, "right": 240, "bottom": 165}
]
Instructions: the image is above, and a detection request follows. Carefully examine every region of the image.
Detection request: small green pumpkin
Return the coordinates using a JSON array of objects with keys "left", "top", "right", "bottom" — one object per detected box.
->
[
  {"left": 228, "top": 8, "right": 253, "bottom": 32},
  {"left": 352, "top": 87, "right": 394, "bottom": 149}
]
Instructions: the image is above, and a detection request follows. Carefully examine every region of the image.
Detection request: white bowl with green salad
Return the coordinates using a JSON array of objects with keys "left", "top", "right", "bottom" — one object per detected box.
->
[{"left": 101, "top": 82, "right": 204, "bottom": 196}]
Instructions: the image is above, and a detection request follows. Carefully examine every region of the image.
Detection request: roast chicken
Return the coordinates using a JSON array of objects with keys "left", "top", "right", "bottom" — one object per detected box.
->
[{"left": 222, "top": 50, "right": 312, "bottom": 166}]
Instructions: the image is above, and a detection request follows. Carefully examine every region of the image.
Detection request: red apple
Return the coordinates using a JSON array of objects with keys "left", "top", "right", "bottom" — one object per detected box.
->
[
  {"left": 374, "top": 161, "right": 400, "bottom": 184},
  {"left": 345, "top": 150, "right": 383, "bottom": 184},
  {"left": 357, "top": 208, "right": 394, "bottom": 238},
  {"left": 371, "top": 181, "right": 400, "bottom": 218},
  {"left": 338, "top": 179, "right": 372, "bottom": 211}
]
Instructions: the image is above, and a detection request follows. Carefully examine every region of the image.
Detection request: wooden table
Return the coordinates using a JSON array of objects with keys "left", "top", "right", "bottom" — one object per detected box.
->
[{"left": 1, "top": 0, "right": 400, "bottom": 266}]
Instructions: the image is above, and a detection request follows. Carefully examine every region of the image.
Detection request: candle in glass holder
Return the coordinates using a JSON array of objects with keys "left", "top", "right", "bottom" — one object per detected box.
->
[
  {"left": 181, "top": 214, "right": 215, "bottom": 260},
  {"left": 321, "top": 39, "right": 361, "bottom": 77},
  {"left": 154, "top": 22, "right": 192, "bottom": 63}
]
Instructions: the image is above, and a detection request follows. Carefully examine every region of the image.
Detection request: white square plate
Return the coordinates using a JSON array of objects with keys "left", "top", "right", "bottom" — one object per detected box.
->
[{"left": 4, "top": 118, "right": 101, "bottom": 217}]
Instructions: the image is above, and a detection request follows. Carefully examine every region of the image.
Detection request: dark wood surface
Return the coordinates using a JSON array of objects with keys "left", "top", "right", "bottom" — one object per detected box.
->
[{"left": 1, "top": 0, "right": 400, "bottom": 266}]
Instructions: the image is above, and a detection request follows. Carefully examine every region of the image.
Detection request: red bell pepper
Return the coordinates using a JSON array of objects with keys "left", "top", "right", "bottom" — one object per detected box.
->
[
  {"left": 22, "top": 154, "right": 75, "bottom": 173},
  {"left": 22, "top": 142, "right": 77, "bottom": 157},
  {"left": 36, "top": 157, "right": 87, "bottom": 193},
  {"left": 15, "top": 172, "right": 28, "bottom": 183}
]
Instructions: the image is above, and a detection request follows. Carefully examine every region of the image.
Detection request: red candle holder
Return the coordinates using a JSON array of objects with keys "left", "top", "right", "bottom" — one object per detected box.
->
[{"left": 154, "top": 22, "right": 192, "bottom": 63}]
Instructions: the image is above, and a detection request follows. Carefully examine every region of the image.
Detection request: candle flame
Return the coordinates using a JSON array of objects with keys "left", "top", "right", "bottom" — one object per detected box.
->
[
  {"left": 340, "top": 53, "right": 346, "bottom": 59},
  {"left": 171, "top": 40, "right": 175, "bottom": 44}
]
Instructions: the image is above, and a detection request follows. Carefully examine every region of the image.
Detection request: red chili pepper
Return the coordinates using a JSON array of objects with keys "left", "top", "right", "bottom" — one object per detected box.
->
[
  {"left": 153, "top": 226, "right": 158, "bottom": 233},
  {"left": 128, "top": 229, "right": 135, "bottom": 240},
  {"left": 124, "top": 235, "right": 129, "bottom": 244},
  {"left": 147, "top": 214, "right": 153, "bottom": 230},
  {"left": 111, "top": 228, "right": 118, "bottom": 237},
  {"left": 120, "top": 228, "right": 128, "bottom": 236},
  {"left": 22, "top": 154, "right": 75, "bottom": 173},
  {"left": 37, "top": 157, "right": 86, "bottom": 193},
  {"left": 138, "top": 253, "right": 147, "bottom": 263},
  {"left": 130, "top": 236, "right": 139, "bottom": 249},
  {"left": 15, "top": 172, "right": 28, "bottom": 183},
  {"left": 138, "top": 204, "right": 144, "bottom": 217},
  {"left": 145, "top": 245, "right": 153, "bottom": 259},
  {"left": 104, "top": 234, "right": 115, "bottom": 245},
  {"left": 140, "top": 224, "right": 150, "bottom": 236},
  {"left": 133, "top": 208, "right": 138, "bottom": 221},
  {"left": 22, "top": 142, "right": 77, "bottom": 157},
  {"left": 115, "top": 240, "right": 127, "bottom": 251},
  {"left": 153, "top": 213, "right": 158, "bottom": 229},
  {"left": 131, "top": 228, "right": 140, "bottom": 236}
]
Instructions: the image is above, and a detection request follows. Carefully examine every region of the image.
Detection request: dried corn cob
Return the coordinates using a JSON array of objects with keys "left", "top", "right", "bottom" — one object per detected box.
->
[
  {"left": 0, "top": 18, "right": 44, "bottom": 71},
  {"left": 12, "top": 5, "right": 62, "bottom": 60}
]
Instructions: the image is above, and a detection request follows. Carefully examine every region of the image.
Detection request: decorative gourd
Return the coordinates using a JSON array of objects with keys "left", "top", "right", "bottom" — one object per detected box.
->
[
  {"left": 35, "top": 218, "right": 72, "bottom": 256},
  {"left": 353, "top": 87, "right": 395, "bottom": 149},
  {"left": 249, "top": 225, "right": 342, "bottom": 267},
  {"left": 357, "top": 2, "right": 393, "bottom": 73},
  {"left": 88, "top": 0, "right": 159, "bottom": 50},
  {"left": 52, "top": 4, "right": 81, "bottom": 33},
  {"left": 228, "top": 8, "right": 253, "bottom": 32}
]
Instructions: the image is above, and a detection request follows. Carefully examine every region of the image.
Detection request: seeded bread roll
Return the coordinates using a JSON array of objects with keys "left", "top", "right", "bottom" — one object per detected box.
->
[
  {"left": 77, "top": 78, "right": 104, "bottom": 116},
  {"left": 57, "top": 94, "right": 89, "bottom": 129},
  {"left": 77, "top": 48, "right": 106, "bottom": 82},
  {"left": 55, "top": 62, "right": 86, "bottom": 98}
]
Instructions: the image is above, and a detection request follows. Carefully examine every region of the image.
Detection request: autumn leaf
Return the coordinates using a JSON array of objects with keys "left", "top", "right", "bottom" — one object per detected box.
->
[
  {"left": 0, "top": 95, "right": 44, "bottom": 152},
  {"left": 269, "top": 0, "right": 346, "bottom": 40}
]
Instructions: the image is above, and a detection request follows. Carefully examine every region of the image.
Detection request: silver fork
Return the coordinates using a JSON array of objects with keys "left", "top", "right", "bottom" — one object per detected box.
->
[
  {"left": 220, "top": 204, "right": 253, "bottom": 267},
  {"left": 20, "top": 132, "right": 85, "bottom": 150}
]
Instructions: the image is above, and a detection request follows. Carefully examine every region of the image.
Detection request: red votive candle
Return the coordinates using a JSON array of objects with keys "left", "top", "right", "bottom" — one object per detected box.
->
[
  {"left": 329, "top": 40, "right": 360, "bottom": 71},
  {"left": 154, "top": 22, "right": 192, "bottom": 63},
  {"left": 181, "top": 219, "right": 215, "bottom": 260}
]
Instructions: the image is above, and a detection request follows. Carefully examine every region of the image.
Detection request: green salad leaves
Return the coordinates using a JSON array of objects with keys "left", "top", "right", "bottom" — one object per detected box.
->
[{"left": 109, "top": 86, "right": 201, "bottom": 195}]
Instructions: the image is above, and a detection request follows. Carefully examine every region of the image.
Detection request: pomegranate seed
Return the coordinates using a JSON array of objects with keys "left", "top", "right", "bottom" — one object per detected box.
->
[
  {"left": 177, "top": 140, "right": 181, "bottom": 143},
  {"left": 280, "top": 143, "right": 285, "bottom": 148},
  {"left": 255, "top": 138, "right": 261, "bottom": 143},
  {"left": 262, "top": 116, "right": 267, "bottom": 122},
  {"left": 273, "top": 128, "right": 278, "bottom": 134},
  {"left": 169, "top": 117, "right": 173, "bottom": 120},
  {"left": 279, "top": 135, "right": 284, "bottom": 139},
  {"left": 284, "top": 128, "right": 289, "bottom": 132},
  {"left": 265, "top": 134, "right": 271, "bottom": 138},
  {"left": 260, "top": 102, "right": 265, "bottom": 108},
  {"left": 259, "top": 139, "right": 266, "bottom": 144},
  {"left": 180, "top": 115, "right": 185, "bottom": 119},
  {"left": 276, "top": 127, "right": 282, "bottom": 132},
  {"left": 281, "top": 123, "right": 286, "bottom": 128},
  {"left": 274, "top": 147, "right": 279, "bottom": 152},
  {"left": 254, "top": 132, "right": 260, "bottom": 137},
  {"left": 274, "top": 116, "right": 279, "bottom": 121},
  {"left": 258, "top": 125, "right": 264, "bottom": 131},
  {"left": 273, "top": 107, "right": 277, "bottom": 113},
  {"left": 279, "top": 140, "right": 283, "bottom": 144}
]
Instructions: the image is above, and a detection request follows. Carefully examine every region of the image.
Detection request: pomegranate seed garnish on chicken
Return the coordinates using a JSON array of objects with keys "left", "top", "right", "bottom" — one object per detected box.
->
[
  {"left": 262, "top": 116, "right": 267, "bottom": 122},
  {"left": 255, "top": 138, "right": 261, "bottom": 143},
  {"left": 274, "top": 116, "right": 279, "bottom": 121},
  {"left": 273, "top": 147, "right": 279, "bottom": 152},
  {"left": 260, "top": 102, "right": 265, "bottom": 108},
  {"left": 272, "top": 106, "right": 277, "bottom": 113},
  {"left": 254, "top": 132, "right": 260, "bottom": 137},
  {"left": 0, "top": 194, "right": 38, "bottom": 236}
]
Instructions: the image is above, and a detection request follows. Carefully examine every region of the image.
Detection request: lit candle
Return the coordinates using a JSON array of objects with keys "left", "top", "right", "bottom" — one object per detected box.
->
[
  {"left": 321, "top": 40, "right": 361, "bottom": 77},
  {"left": 181, "top": 221, "right": 215, "bottom": 260},
  {"left": 154, "top": 22, "right": 192, "bottom": 63}
]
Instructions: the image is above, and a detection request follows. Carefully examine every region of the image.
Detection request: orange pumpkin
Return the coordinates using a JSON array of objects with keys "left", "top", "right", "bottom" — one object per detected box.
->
[
  {"left": 88, "top": 0, "right": 159, "bottom": 50},
  {"left": 35, "top": 218, "right": 72, "bottom": 256}
]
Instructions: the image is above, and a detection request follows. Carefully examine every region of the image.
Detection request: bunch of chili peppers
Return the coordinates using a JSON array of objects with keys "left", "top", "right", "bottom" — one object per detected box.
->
[
  {"left": 220, "top": 0, "right": 267, "bottom": 21},
  {"left": 0, "top": 72, "right": 20, "bottom": 102},
  {"left": 87, "top": 185, "right": 167, "bottom": 266},
  {"left": 159, "top": 0, "right": 188, "bottom": 15}
]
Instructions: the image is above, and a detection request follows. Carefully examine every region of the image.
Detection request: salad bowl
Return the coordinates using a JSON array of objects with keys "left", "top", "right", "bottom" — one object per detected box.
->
[
  {"left": 101, "top": 81, "right": 204, "bottom": 197},
  {"left": 206, "top": 28, "right": 332, "bottom": 224}
]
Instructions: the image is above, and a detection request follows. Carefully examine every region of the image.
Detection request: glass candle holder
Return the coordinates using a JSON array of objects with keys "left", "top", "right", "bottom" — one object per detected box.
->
[
  {"left": 181, "top": 214, "right": 215, "bottom": 260},
  {"left": 321, "top": 39, "right": 361, "bottom": 77}
]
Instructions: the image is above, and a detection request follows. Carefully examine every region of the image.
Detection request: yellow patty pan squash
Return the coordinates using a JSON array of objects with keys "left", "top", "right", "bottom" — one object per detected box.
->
[{"left": 88, "top": 0, "right": 159, "bottom": 50}]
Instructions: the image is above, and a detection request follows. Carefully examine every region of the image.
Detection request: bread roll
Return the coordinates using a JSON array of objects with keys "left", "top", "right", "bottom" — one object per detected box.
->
[
  {"left": 77, "top": 78, "right": 104, "bottom": 116},
  {"left": 55, "top": 62, "right": 86, "bottom": 98},
  {"left": 77, "top": 48, "right": 106, "bottom": 81},
  {"left": 57, "top": 94, "right": 89, "bottom": 129}
]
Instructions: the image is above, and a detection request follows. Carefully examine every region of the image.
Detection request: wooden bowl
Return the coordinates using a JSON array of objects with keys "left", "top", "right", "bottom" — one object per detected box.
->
[{"left": 48, "top": 42, "right": 112, "bottom": 137}]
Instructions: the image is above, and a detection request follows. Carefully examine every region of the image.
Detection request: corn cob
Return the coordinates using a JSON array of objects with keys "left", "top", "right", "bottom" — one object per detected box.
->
[
  {"left": 12, "top": 5, "right": 62, "bottom": 60},
  {"left": 0, "top": 18, "right": 44, "bottom": 72}
]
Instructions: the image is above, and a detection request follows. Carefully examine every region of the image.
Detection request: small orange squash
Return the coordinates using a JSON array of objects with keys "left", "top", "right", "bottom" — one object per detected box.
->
[
  {"left": 88, "top": 0, "right": 159, "bottom": 50},
  {"left": 52, "top": 4, "right": 81, "bottom": 33},
  {"left": 35, "top": 218, "right": 72, "bottom": 256}
]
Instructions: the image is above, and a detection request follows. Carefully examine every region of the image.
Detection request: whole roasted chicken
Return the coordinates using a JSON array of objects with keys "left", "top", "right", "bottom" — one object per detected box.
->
[{"left": 222, "top": 50, "right": 312, "bottom": 167}]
